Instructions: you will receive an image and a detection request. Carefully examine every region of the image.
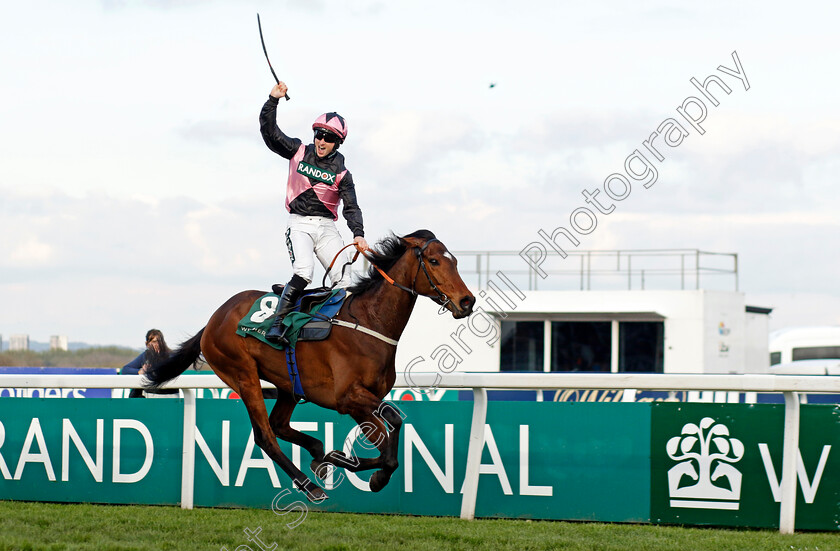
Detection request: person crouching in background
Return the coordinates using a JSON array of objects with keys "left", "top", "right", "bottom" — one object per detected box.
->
[{"left": 121, "top": 329, "right": 176, "bottom": 398}]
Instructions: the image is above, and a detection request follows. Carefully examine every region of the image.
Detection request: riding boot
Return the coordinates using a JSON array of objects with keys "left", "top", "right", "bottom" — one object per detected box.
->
[{"left": 266, "top": 276, "right": 306, "bottom": 345}]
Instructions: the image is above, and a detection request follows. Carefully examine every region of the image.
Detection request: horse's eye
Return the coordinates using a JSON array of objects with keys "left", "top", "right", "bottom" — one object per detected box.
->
[{"left": 429, "top": 258, "right": 439, "bottom": 266}]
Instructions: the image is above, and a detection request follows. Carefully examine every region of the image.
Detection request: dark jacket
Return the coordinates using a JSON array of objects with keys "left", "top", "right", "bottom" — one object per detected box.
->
[
  {"left": 260, "top": 97, "right": 365, "bottom": 237},
  {"left": 121, "top": 351, "right": 177, "bottom": 396}
]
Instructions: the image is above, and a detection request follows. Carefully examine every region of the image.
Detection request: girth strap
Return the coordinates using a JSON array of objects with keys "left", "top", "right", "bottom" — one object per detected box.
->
[
  {"left": 284, "top": 347, "right": 306, "bottom": 402},
  {"left": 282, "top": 316, "right": 394, "bottom": 404},
  {"left": 329, "top": 319, "right": 399, "bottom": 346}
]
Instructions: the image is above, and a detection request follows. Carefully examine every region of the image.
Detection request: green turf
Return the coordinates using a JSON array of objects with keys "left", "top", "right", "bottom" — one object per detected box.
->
[{"left": 0, "top": 501, "right": 835, "bottom": 551}]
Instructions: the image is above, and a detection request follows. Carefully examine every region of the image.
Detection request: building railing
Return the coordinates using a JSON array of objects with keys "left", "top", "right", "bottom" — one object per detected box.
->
[
  {"left": 0, "top": 372, "right": 832, "bottom": 534},
  {"left": 279, "top": 248, "right": 738, "bottom": 293},
  {"left": 450, "top": 248, "right": 739, "bottom": 292}
]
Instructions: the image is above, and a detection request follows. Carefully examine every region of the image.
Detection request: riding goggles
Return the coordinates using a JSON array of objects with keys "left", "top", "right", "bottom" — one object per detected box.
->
[{"left": 314, "top": 130, "right": 341, "bottom": 143}]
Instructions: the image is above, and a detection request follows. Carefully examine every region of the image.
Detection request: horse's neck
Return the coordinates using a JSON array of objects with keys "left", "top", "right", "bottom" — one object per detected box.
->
[
  {"left": 364, "top": 280, "right": 418, "bottom": 340},
  {"left": 354, "top": 260, "right": 419, "bottom": 341}
]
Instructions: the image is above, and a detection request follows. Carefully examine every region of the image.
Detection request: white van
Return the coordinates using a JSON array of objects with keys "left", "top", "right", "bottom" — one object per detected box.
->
[{"left": 769, "top": 326, "right": 840, "bottom": 365}]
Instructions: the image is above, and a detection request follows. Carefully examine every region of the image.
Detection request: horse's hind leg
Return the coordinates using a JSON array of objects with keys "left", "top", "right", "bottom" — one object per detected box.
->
[
  {"left": 236, "top": 377, "right": 327, "bottom": 503},
  {"left": 270, "top": 397, "right": 381, "bottom": 480},
  {"left": 268, "top": 393, "right": 329, "bottom": 479}
]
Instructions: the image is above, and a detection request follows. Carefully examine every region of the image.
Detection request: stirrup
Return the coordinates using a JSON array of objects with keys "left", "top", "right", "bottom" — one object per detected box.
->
[
  {"left": 266, "top": 318, "right": 287, "bottom": 342},
  {"left": 268, "top": 323, "right": 292, "bottom": 346}
]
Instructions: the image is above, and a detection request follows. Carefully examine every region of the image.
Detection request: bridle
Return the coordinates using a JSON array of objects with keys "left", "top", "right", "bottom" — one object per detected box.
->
[
  {"left": 326, "top": 239, "right": 453, "bottom": 313},
  {"left": 364, "top": 239, "right": 453, "bottom": 313}
]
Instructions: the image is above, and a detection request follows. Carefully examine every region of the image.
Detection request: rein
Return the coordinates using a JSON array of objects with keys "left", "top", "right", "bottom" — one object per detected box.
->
[
  {"left": 325, "top": 240, "right": 452, "bottom": 311},
  {"left": 313, "top": 237, "right": 453, "bottom": 347},
  {"left": 322, "top": 242, "right": 361, "bottom": 288}
]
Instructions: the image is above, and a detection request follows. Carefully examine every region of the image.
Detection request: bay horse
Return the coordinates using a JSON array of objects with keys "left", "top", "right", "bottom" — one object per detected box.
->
[{"left": 143, "top": 230, "right": 475, "bottom": 502}]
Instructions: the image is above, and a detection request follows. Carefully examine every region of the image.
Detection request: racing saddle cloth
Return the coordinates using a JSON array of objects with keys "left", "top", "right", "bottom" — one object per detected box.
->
[{"left": 236, "top": 287, "right": 347, "bottom": 350}]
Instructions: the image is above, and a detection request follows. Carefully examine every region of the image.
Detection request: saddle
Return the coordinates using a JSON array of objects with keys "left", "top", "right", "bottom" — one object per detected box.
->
[
  {"left": 236, "top": 287, "right": 348, "bottom": 403},
  {"left": 273, "top": 285, "right": 345, "bottom": 343},
  {"left": 236, "top": 287, "right": 348, "bottom": 350}
]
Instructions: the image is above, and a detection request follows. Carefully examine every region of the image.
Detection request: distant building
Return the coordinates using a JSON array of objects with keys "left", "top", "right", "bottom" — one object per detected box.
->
[
  {"left": 10, "top": 334, "right": 30, "bottom": 351},
  {"left": 396, "top": 248, "right": 773, "bottom": 376},
  {"left": 50, "top": 335, "right": 69, "bottom": 351}
]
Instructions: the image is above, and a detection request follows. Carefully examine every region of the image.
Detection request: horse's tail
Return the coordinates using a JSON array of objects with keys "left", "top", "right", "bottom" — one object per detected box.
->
[{"left": 143, "top": 327, "right": 205, "bottom": 390}]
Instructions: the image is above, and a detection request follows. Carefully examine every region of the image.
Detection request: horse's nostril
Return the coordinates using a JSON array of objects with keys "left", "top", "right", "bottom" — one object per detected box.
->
[{"left": 460, "top": 296, "right": 476, "bottom": 312}]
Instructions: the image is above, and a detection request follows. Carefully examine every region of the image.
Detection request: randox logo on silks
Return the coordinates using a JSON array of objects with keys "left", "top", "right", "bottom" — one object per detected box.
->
[{"left": 297, "top": 162, "right": 336, "bottom": 185}]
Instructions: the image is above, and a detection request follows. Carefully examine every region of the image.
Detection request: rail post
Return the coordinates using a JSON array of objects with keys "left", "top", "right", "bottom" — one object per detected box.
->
[
  {"left": 180, "top": 388, "right": 197, "bottom": 510},
  {"left": 779, "top": 391, "right": 800, "bottom": 533},
  {"left": 460, "top": 388, "right": 488, "bottom": 519}
]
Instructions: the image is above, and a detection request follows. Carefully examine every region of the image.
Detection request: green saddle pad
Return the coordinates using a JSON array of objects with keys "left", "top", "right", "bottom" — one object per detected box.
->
[{"left": 236, "top": 290, "right": 343, "bottom": 350}]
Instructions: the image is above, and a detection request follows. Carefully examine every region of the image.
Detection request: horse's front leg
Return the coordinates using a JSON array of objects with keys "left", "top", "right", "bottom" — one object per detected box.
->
[
  {"left": 331, "top": 382, "right": 405, "bottom": 492},
  {"left": 357, "top": 401, "right": 404, "bottom": 492}
]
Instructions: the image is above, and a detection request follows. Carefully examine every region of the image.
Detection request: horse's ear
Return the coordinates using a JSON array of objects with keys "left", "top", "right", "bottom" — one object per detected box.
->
[{"left": 400, "top": 236, "right": 426, "bottom": 249}]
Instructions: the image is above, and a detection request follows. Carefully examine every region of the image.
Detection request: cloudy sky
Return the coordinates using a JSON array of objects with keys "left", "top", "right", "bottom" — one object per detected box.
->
[{"left": 2, "top": 0, "right": 839, "bottom": 349}]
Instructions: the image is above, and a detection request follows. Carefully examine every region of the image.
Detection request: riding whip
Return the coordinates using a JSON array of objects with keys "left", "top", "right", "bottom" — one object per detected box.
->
[{"left": 257, "top": 13, "right": 290, "bottom": 101}]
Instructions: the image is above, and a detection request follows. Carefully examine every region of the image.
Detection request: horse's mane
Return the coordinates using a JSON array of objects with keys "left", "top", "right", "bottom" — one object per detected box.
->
[{"left": 347, "top": 229, "right": 437, "bottom": 295}]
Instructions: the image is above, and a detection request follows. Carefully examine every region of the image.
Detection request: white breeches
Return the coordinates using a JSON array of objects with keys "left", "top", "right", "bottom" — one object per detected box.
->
[{"left": 285, "top": 214, "right": 353, "bottom": 287}]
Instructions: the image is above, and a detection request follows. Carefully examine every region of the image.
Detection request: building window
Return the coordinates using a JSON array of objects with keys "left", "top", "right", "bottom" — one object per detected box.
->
[
  {"left": 550, "top": 322, "right": 611, "bottom": 372},
  {"left": 500, "top": 321, "right": 544, "bottom": 372},
  {"left": 501, "top": 319, "right": 665, "bottom": 373},
  {"left": 792, "top": 346, "right": 840, "bottom": 361},
  {"left": 619, "top": 322, "right": 664, "bottom": 373}
]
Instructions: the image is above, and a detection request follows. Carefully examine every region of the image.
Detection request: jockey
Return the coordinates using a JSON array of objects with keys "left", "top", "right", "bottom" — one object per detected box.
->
[{"left": 260, "top": 81, "right": 369, "bottom": 346}]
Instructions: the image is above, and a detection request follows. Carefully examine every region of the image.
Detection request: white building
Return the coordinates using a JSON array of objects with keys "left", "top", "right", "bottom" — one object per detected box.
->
[
  {"left": 9, "top": 334, "right": 30, "bottom": 351},
  {"left": 394, "top": 249, "right": 772, "bottom": 376},
  {"left": 397, "top": 289, "right": 771, "bottom": 375},
  {"left": 50, "top": 335, "right": 69, "bottom": 351}
]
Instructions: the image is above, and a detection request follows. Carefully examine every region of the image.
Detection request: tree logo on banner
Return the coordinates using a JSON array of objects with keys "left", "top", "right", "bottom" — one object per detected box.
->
[{"left": 666, "top": 417, "right": 745, "bottom": 510}]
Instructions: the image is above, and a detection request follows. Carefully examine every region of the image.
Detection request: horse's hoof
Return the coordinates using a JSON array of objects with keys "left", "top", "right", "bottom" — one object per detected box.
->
[
  {"left": 369, "top": 470, "right": 392, "bottom": 493},
  {"left": 295, "top": 478, "right": 328, "bottom": 503}
]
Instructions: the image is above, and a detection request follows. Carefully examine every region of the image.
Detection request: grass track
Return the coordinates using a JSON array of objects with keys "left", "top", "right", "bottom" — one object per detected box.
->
[{"left": 0, "top": 501, "right": 836, "bottom": 551}]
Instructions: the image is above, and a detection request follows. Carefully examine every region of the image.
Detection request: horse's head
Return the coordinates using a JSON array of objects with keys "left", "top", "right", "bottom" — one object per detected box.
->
[{"left": 401, "top": 233, "right": 475, "bottom": 319}]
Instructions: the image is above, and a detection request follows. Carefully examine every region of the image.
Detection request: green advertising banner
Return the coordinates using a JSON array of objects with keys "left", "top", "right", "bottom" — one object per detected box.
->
[
  {"left": 0, "top": 398, "right": 182, "bottom": 505},
  {"left": 476, "top": 402, "right": 650, "bottom": 522},
  {"left": 0, "top": 397, "right": 837, "bottom": 530},
  {"left": 650, "top": 403, "right": 840, "bottom": 530},
  {"left": 190, "top": 401, "right": 650, "bottom": 522},
  {"left": 192, "top": 400, "right": 470, "bottom": 516}
]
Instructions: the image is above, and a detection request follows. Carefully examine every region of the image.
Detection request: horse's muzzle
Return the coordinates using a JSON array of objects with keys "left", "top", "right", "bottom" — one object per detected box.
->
[{"left": 451, "top": 295, "right": 476, "bottom": 319}]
